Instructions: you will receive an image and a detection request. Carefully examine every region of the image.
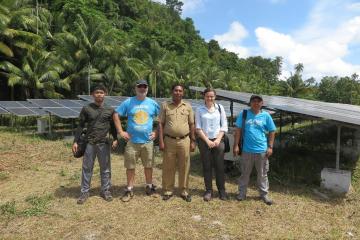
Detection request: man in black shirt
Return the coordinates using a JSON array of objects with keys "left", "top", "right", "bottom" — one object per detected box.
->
[{"left": 73, "top": 85, "right": 118, "bottom": 204}]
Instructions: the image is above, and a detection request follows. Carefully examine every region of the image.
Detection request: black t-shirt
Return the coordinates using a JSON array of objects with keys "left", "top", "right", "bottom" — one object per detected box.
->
[{"left": 74, "top": 103, "right": 117, "bottom": 144}]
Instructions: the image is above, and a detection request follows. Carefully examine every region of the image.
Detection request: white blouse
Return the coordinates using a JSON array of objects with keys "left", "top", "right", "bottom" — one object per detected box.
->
[{"left": 195, "top": 103, "right": 228, "bottom": 139}]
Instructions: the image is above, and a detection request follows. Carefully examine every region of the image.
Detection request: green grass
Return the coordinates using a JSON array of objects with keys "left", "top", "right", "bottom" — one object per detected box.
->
[
  {"left": 59, "top": 168, "right": 67, "bottom": 177},
  {"left": 68, "top": 171, "right": 81, "bottom": 182},
  {"left": 22, "top": 194, "right": 53, "bottom": 217},
  {"left": 0, "top": 200, "right": 17, "bottom": 216},
  {"left": 0, "top": 125, "right": 360, "bottom": 239},
  {"left": 0, "top": 171, "right": 9, "bottom": 180},
  {"left": 0, "top": 195, "right": 54, "bottom": 217}
]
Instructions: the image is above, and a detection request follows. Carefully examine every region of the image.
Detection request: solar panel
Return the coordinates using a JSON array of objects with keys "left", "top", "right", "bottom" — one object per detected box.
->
[
  {"left": 6, "top": 107, "right": 39, "bottom": 116},
  {"left": 26, "top": 99, "right": 90, "bottom": 118},
  {"left": 0, "top": 107, "right": 9, "bottom": 114},
  {"left": 78, "top": 95, "right": 122, "bottom": 107},
  {"left": 20, "top": 101, "right": 38, "bottom": 108},
  {"left": 51, "top": 99, "right": 85, "bottom": 108},
  {"left": 78, "top": 95, "right": 93, "bottom": 101},
  {"left": 69, "top": 107, "right": 82, "bottom": 113},
  {"left": 44, "top": 108, "right": 79, "bottom": 118},
  {"left": 0, "top": 101, "right": 48, "bottom": 116},
  {"left": 29, "top": 108, "right": 48, "bottom": 115},
  {"left": 27, "top": 99, "right": 63, "bottom": 107},
  {"left": 110, "top": 96, "right": 129, "bottom": 102},
  {"left": 189, "top": 86, "right": 360, "bottom": 126},
  {"left": 0, "top": 101, "right": 24, "bottom": 108},
  {"left": 78, "top": 95, "right": 250, "bottom": 117}
]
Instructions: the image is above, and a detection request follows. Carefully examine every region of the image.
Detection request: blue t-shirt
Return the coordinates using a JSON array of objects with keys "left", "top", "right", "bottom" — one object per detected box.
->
[
  {"left": 116, "top": 97, "right": 160, "bottom": 144},
  {"left": 235, "top": 109, "right": 276, "bottom": 153}
]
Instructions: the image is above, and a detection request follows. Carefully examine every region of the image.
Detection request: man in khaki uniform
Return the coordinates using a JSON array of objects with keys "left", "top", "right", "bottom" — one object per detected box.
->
[{"left": 158, "top": 83, "right": 196, "bottom": 202}]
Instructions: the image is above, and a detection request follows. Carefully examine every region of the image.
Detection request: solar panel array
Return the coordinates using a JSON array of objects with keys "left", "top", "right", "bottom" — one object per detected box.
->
[
  {"left": 0, "top": 95, "right": 249, "bottom": 119},
  {"left": 0, "top": 101, "right": 47, "bottom": 116},
  {"left": 0, "top": 100, "right": 88, "bottom": 118},
  {"left": 189, "top": 86, "right": 360, "bottom": 126},
  {"left": 27, "top": 99, "right": 87, "bottom": 118},
  {"left": 78, "top": 95, "right": 248, "bottom": 117}
]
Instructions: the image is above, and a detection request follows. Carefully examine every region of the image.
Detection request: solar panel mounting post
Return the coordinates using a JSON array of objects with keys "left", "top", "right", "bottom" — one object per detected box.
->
[
  {"left": 48, "top": 113, "right": 52, "bottom": 135},
  {"left": 336, "top": 125, "right": 341, "bottom": 170},
  {"left": 230, "top": 101, "right": 234, "bottom": 126},
  {"left": 279, "top": 111, "right": 283, "bottom": 151}
]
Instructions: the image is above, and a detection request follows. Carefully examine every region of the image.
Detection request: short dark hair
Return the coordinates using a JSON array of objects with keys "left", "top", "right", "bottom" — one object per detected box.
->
[
  {"left": 91, "top": 84, "right": 107, "bottom": 93},
  {"left": 171, "top": 83, "right": 184, "bottom": 91},
  {"left": 203, "top": 87, "right": 216, "bottom": 96}
]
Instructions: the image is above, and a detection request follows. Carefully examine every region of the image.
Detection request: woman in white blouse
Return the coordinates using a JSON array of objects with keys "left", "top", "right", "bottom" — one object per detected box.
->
[{"left": 195, "top": 88, "right": 229, "bottom": 201}]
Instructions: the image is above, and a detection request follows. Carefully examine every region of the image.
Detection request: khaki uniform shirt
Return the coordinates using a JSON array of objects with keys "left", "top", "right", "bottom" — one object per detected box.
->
[{"left": 159, "top": 100, "right": 194, "bottom": 137}]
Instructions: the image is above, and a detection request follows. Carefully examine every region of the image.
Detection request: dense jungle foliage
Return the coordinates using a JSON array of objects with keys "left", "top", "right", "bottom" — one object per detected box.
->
[{"left": 0, "top": 0, "right": 359, "bottom": 104}]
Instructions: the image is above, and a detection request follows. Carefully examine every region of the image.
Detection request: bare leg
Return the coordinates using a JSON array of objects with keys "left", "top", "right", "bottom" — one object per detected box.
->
[{"left": 126, "top": 169, "right": 135, "bottom": 188}]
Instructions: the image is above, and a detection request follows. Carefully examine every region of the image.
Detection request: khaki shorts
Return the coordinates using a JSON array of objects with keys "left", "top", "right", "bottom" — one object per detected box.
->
[{"left": 124, "top": 141, "right": 154, "bottom": 169}]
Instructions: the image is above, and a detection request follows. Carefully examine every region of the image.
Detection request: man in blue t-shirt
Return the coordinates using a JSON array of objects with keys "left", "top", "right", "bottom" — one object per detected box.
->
[
  {"left": 233, "top": 94, "right": 276, "bottom": 205},
  {"left": 113, "top": 80, "right": 160, "bottom": 202}
]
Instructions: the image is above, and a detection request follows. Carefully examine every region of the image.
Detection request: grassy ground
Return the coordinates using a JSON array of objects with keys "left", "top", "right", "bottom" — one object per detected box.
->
[{"left": 0, "top": 130, "right": 359, "bottom": 239}]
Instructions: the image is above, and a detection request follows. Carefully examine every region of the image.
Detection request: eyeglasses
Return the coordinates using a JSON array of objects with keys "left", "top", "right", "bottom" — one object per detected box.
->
[{"left": 137, "top": 85, "right": 148, "bottom": 89}]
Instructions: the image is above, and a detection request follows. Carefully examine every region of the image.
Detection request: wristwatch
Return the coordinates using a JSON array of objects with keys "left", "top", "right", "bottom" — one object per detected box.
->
[{"left": 268, "top": 145, "right": 273, "bottom": 149}]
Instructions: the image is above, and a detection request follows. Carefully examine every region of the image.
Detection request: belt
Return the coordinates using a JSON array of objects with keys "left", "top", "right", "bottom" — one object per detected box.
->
[{"left": 165, "top": 133, "right": 189, "bottom": 140}]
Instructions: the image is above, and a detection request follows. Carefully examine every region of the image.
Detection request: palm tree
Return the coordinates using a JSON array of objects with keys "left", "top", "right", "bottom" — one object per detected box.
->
[
  {"left": 98, "top": 46, "right": 142, "bottom": 95},
  {"left": 0, "top": 50, "right": 69, "bottom": 98},
  {"left": 53, "top": 15, "right": 117, "bottom": 96},
  {"left": 0, "top": 0, "right": 51, "bottom": 56},
  {"left": 198, "top": 64, "right": 223, "bottom": 89},
  {"left": 0, "top": 0, "right": 52, "bottom": 99},
  {"left": 140, "top": 41, "right": 176, "bottom": 97},
  {"left": 279, "top": 63, "right": 309, "bottom": 97}
]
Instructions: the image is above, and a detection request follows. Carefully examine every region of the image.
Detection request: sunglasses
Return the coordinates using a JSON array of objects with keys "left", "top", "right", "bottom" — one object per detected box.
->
[{"left": 137, "top": 85, "right": 148, "bottom": 89}]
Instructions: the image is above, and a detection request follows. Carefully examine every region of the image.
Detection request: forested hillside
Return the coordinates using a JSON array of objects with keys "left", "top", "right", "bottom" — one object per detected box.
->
[{"left": 0, "top": 0, "right": 359, "bottom": 104}]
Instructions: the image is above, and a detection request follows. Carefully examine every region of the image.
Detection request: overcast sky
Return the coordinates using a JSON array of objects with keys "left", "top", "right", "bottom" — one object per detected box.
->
[{"left": 152, "top": 0, "right": 360, "bottom": 80}]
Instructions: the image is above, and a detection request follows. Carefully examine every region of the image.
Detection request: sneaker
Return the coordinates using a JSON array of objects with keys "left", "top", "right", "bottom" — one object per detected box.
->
[
  {"left": 261, "top": 195, "right": 273, "bottom": 205},
  {"left": 100, "top": 190, "right": 113, "bottom": 202},
  {"left": 236, "top": 194, "right": 246, "bottom": 201},
  {"left": 203, "top": 190, "right": 212, "bottom": 201},
  {"left": 219, "top": 190, "right": 229, "bottom": 201},
  {"left": 77, "top": 192, "right": 89, "bottom": 204},
  {"left": 181, "top": 194, "right": 192, "bottom": 202},
  {"left": 145, "top": 184, "right": 157, "bottom": 196},
  {"left": 121, "top": 190, "right": 134, "bottom": 202},
  {"left": 162, "top": 194, "right": 173, "bottom": 201}
]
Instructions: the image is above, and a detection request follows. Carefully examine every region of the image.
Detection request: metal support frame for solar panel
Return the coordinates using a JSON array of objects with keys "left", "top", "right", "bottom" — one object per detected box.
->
[{"left": 189, "top": 86, "right": 360, "bottom": 173}]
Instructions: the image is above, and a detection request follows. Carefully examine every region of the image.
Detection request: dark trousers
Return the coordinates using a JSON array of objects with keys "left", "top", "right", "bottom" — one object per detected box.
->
[
  {"left": 198, "top": 138, "right": 225, "bottom": 192},
  {"left": 81, "top": 143, "right": 111, "bottom": 193}
]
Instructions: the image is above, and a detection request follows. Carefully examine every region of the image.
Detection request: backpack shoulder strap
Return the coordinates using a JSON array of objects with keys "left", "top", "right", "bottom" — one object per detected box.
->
[{"left": 217, "top": 103, "right": 223, "bottom": 127}]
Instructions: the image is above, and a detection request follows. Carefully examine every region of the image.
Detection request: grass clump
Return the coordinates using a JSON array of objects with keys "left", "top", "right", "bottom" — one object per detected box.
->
[
  {"left": 0, "top": 171, "right": 9, "bottom": 180},
  {"left": 0, "top": 200, "right": 17, "bottom": 216},
  {"left": 59, "top": 168, "right": 67, "bottom": 177},
  {"left": 0, "top": 194, "right": 54, "bottom": 218},
  {"left": 21, "top": 194, "right": 53, "bottom": 217},
  {"left": 68, "top": 172, "right": 81, "bottom": 182}
]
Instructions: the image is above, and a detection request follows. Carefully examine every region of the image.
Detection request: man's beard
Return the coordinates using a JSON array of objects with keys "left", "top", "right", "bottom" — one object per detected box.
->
[{"left": 136, "top": 89, "right": 148, "bottom": 98}]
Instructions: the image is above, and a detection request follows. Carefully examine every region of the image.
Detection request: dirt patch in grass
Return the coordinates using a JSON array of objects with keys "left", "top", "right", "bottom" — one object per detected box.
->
[{"left": 0, "top": 130, "right": 359, "bottom": 239}]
